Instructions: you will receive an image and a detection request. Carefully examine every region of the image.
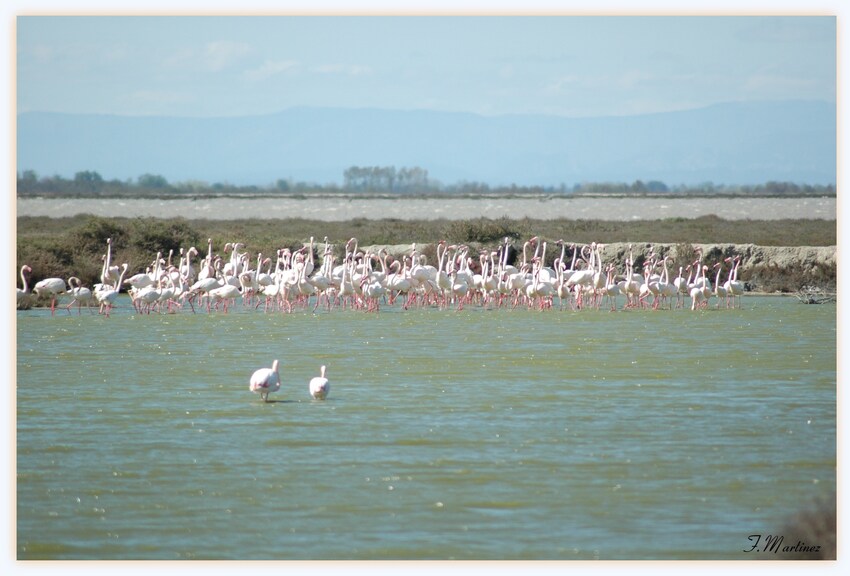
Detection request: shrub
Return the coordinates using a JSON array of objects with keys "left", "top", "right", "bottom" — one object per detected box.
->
[
  {"left": 443, "top": 217, "right": 523, "bottom": 244},
  {"left": 69, "top": 216, "right": 128, "bottom": 256},
  {"left": 130, "top": 217, "right": 200, "bottom": 256}
]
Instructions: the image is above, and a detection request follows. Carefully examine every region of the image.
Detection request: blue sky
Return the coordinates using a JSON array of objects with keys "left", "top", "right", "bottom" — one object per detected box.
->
[{"left": 14, "top": 6, "right": 838, "bottom": 119}]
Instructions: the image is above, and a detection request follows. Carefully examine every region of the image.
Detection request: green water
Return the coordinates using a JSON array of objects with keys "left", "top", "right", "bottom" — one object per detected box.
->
[{"left": 16, "top": 297, "right": 836, "bottom": 560}]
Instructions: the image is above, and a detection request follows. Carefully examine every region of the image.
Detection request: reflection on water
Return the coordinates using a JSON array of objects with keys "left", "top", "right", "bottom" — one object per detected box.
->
[{"left": 16, "top": 297, "right": 836, "bottom": 559}]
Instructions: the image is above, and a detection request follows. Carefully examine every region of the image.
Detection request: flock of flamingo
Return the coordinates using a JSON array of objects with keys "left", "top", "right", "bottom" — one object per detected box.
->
[{"left": 16, "top": 235, "right": 747, "bottom": 317}]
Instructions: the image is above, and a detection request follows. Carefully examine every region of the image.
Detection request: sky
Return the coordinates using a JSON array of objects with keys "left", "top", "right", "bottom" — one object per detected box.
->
[{"left": 12, "top": 4, "right": 838, "bottom": 119}]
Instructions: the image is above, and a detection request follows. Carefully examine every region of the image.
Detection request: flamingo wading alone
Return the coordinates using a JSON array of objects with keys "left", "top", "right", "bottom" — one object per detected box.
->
[
  {"left": 309, "top": 365, "right": 330, "bottom": 400},
  {"left": 250, "top": 359, "right": 281, "bottom": 402}
]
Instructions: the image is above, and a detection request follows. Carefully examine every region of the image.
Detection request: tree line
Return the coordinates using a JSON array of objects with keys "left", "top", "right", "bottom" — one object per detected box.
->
[{"left": 16, "top": 167, "right": 836, "bottom": 198}]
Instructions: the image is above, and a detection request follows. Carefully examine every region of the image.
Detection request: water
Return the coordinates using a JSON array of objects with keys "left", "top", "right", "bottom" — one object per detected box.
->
[
  {"left": 15, "top": 195, "right": 837, "bottom": 221},
  {"left": 16, "top": 297, "right": 836, "bottom": 560}
]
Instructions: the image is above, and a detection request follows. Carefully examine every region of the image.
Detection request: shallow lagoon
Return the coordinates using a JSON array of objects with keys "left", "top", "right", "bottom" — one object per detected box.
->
[{"left": 16, "top": 296, "right": 836, "bottom": 559}]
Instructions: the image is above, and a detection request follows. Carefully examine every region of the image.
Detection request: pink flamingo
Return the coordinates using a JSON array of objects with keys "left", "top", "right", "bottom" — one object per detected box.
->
[{"left": 250, "top": 359, "right": 281, "bottom": 402}]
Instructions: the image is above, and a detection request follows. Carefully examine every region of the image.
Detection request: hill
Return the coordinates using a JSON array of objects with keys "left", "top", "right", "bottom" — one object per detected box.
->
[{"left": 16, "top": 100, "right": 836, "bottom": 187}]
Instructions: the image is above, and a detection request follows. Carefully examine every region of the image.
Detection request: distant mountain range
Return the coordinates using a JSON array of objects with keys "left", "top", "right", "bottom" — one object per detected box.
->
[{"left": 16, "top": 100, "right": 836, "bottom": 187}]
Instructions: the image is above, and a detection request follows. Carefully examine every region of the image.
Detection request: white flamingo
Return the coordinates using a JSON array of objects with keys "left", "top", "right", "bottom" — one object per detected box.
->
[
  {"left": 713, "top": 261, "right": 729, "bottom": 308},
  {"left": 360, "top": 274, "right": 385, "bottom": 312},
  {"left": 309, "top": 365, "right": 330, "bottom": 400},
  {"left": 181, "top": 246, "right": 199, "bottom": 284},
  {"left": 17, "top": 265, "right": 32, "bottom": 303},
  {"left": 250, "top": 359, "right": 281, "bottom": 403},
  {"left": 208, "top": 283, "right": 241, "bottom": 313},
  {"left": 724, "top": 256, "right": 746, "bottom": 308},
  {"left": 102, "top": 237, "right": 121, "bottom": 287},
  {"left": 64, "top": 277, "right": 95, "bottom": 315},
  {"left": 602, "top": 264, "right": 622, "bottom": 311},
  {"left": 33, "top": 276, "right": 66, "bottom": 315},
  {"left": 657, "top": 257, "right": 676, "bottom": 309},
  {"left": 689, "top": 264, "right": 710, "bottom": 310},
  {"left": 95, "top": 263, "right": 129, "bottom": 317},
  {"left": 673, "top": 264, "right": 690, "bottom": 308}
]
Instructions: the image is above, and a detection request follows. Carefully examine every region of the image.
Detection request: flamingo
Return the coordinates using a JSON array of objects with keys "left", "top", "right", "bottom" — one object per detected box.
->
[
  {"left": 618, "top": 251, "right": 641, "bottom": 308},
  {"left": 309, "top": 365, "right": 330, "bottom": 400},
  {"left": 386, "top": 259, "right": 412, "bottom": 306},
  {"left": 638, "top": 258, "right": 661, "bottom": 309},
  {"left": 64, "top": 277, "right": 95, "bottom": 315},
  {"left": 17, "top": 265, "right": 32, "bottom": 303},
  {"left": 657, "top": 257, "right": 676, "bottom": 309},
  {"left": 449, "top": 266, "right": 469, "bottom": 311},
  {"left": 724, "top": 256, "right": 746, "bottom": 308},
  {"left": 602, "top": 264, "right": 622, "bottom": 311},
  {"left": 33, "top": 276, "right": 66, "bottom": 315},
  {"left": 250, "top": 359, "right": 281, "bottom": 402},
  {"left": 713, "top": 261, "right": 729, "bottom": 308},
  {"left": 197, "top": 238, "right": 216, "bottom": 282},
  {"left": 95, "top": 263, "right": 128, "bottom": 317},
  {"left": 208, "top": 282, "right": 241, "bottom": 313},
  {"left": 135, "top": 278, "right": 163, "bottom": 314},
  {"left": 673, "top": 265, "right": 689, "bottom": 308},
  {"left": 124, "top": 268, "right": 155, "bottom": 291},
  {"left": 181, "top": 246, "right": 199, "bottom": 284},
  {"left": 360, "top": 274, "right": 385, "bottom": 312},
  {"left": 102, "top": 237, "right": 121, "bottom": 287},
  {"left": 689, "top": 264, "right": 709, "bottom": 310},
  {"left": 188, "top": 267, "right": 224, "bottom": 311}
]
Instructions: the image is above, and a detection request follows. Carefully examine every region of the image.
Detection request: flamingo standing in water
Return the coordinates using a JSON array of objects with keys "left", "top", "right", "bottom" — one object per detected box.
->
[
  {"left": 102, "top": 237, "right": 121, "bottom": 287},
  {"left": 95, "top": 263, "right": 129, "bottom": 317},
  {"left": 724, "top": 256, "right": 746, "bottom": 308},
  {"left": 602, "top": 264, "right": 622, "bottom": 311},
  {"left": 689, "top": 263, "right": 710, "bottom": 310},
  {"left": 673, "top": 265, "right": 689, "bottom": 309},
  {"left": 33, "top": 276, "right": 66, "bottom": 315},
  {"left": 712, "top": 261, "right": 729, "bottom": 308},
  {"left": 250, "top": 359, "right": 281, "bottom": 402},
  {"left": 309, "top": 365, "right": 330, "bottom": 400},
  {"left": 64, "top": 277, "right": 95, "bottom": 314}
]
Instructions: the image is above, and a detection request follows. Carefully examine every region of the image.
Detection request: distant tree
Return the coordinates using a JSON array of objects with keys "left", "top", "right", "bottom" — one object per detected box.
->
[
  {"left": 74, "top": 170, "right": 103, "bottom": 184},
  {"left": 17, "top": 170, "right": 38, "bottom": 194},
  {"left": 276, "top": 179, "right": 290, "bottom": 192},
  {"left": 343, "top": 166, "right": 365, "bottom": 190},
  {"left": 137, "top": 173, "right": 169, "bottom": 189},
  {"left": 72, "top": 170, "right": 104, "bottom": 193},
  {"left": 176, "top": 180, "right": 210, "bottom": 192},
  {"left": 646, "top": 180, "right": 669, "bottom": 193}
]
